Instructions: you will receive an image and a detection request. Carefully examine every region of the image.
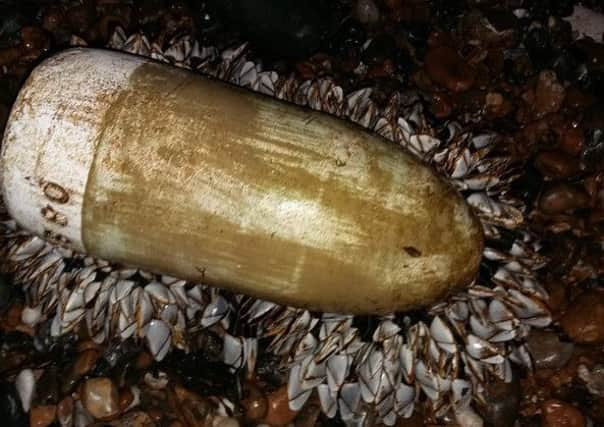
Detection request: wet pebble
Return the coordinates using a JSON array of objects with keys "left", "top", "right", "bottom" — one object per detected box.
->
[
  {"left": 478, "top": 376, "right": 520, "bottom": 427},
  {"left": 534, "top": 70, "right": 566, "bottom": 117},
  {"left": 539, "top": 183, "right": 590, "bottom": 215},
  {"left": 261, "top": 385, "right": 298, "bottom": 426},
  {"left": 425, "top": 45, "right": 476, "bottom": 92},
  {"left": 527, "top": 329, "right": 574, "bottom": 369},
  {"left": 534, "top": 150, "right": 580, "bottom": 179},
  {"left": 462, "top": 9, "right": 518, "bottom": 48},
  {"left": 242, "top": 383, "right": 267, "bottom": 421},
  {"left": 541, "top": 399, "right": 585, "bottom": 427},
  {"left": 62, "top": 349, "right": 100, "bottom": 393},
  {"left": 30, "top": 405, "right": 56, "bottom": 427},
  {"left": 578, "top": 364, "right": 604, "bottom": 398},
  {"left": 355, "top": 0, "right": 380, "bottom": 25},
  {"left": 560, "top": 127, "right": 585, "bottom": 156},
  {"left": 81, "top": 377, "right": 119, "bottom": 420},
  {"left": 56, "top": 396, "right": 73, "bottom": 427},
  {"left": 560, "top": 290, "right": 604, "bottom": 344}
]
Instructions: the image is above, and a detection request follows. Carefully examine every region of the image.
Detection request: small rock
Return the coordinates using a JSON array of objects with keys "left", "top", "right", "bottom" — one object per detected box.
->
[
  {"left": 485, "top": 92, "right": 512, "bottom": 118},
  {"left": 30, "top": 405, "right": 56, "bottom": 427},
  {"left": 241, "top": 383, "right": 267, "bottom": 421},
  {"left": 432, "top": 92, "right": 453, "bottom": 118},
  {"left": 118, "top": 388, "right": 134, "bottom": 413},
  {"left": 527, "top": 329, "right": 574, "bottom": 369},
  {"left": 541, "top": 399, "right": 585, "bottom": 427},
  {"left": 559, "top": 127, "right": 585, "bottom": 156},
  {"left": 560, "top": 290, "right": 604, "bottom": 344},
  {"left": 534, "top": 70, "right": 566, "bottom": 117},
  {"left": 62, "top": 349, "right": 100, "bottom": 394},
  {"left": 535, "top": 151, "right": 580, "bottom": 179},
  {"left": 173, "top": 385, "right": 212, "bottom": 426},
  {"left": 355, "top": 0, "right": 380, "bottom": 25},
  {"left": 425, "top": 45, "right": 476, "bottom": 92},
  {"left": 73, "top": 399, "right": 94, "bottom": 427},
  {"left": 135, "top": 351, "right": 154, "bottom": 370},
  {"left": 578, "top": 364, "right": 604, "bottom": 397},
  {"left": 539, "top": 183, "right": 590, "bottom": 215},
  {"left": 262, "top": 385, "right": 298, "bottom": 426},
  {"left": 81, "top": 377, "right": 119, "bottom": 420},
  {"left": 478, "top": 376, "right": 521, "bottom": 427},
  {"left": 15, "top": 368, "right": 35, "bottom": 413},
  {"left": 56, "top": 396, "right": 73, "bottom": 427},
  {"left": 462, "top": 9, "right": 518, "bottom": 48}
]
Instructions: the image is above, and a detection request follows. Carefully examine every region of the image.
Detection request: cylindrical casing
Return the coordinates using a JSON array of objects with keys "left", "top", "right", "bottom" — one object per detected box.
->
[{"left": 1, "top": 48, "right": 483, "bottom": 314}]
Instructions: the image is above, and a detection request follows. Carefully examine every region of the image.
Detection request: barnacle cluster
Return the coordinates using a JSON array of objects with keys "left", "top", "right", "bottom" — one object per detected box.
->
[{"left": 0, "top": 1, "right": 603, "bottom": 426}]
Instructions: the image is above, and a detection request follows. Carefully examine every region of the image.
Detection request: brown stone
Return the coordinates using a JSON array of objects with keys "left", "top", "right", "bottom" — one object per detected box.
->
[
  {"left": 425, "top": 46, "right": 476, "bottom": 92},
  {"left": 30, "top": 405, "right": 56, "bottom": 427},
  {"left": 81, "top": 377, "right": 120, "bottom": 420},
  {"left": 559, "top": 127, "right": 585, "bottom": 156},
  {"left": 560, "top": 290, "right": 604, "bottom": 344},
  {"left": 539, "top": 184, "right": 590, "bottom": 215},
  {"left": 431, "top": 92, "right": 453, "bottom": 118},
  {"left": 135, "top": 351, "right": 154, "bottom": 370},
  {"left": 534, "top": 151, "right": 580, "bottom": 179},
  {"left": 262, "top": 385, "right": 298, "bottom": 426},
  {"left": 56, "top": 396, "right": 73, "bottom": 427},
  {"left": 534, "top": 70, "right": 565, "bottom": 117},
  {"left": 119, "top": 387, "right": 135, "bottom": 412},
  {"left": 242, "top": 383, "right": 267, "bottom": 421},
  {"left": 541, "top": 399, "right": 586, "bottom": 427}
]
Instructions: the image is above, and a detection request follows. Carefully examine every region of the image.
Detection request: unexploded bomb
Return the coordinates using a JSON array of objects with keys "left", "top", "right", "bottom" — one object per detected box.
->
[{"left": 1, "top": 48, "right": 483, "bottom": 315}]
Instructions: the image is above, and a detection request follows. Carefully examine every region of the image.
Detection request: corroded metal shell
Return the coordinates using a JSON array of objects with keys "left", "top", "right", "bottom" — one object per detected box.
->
[{"left": 1, "top": 48, "right": 483, "bottom": 314}]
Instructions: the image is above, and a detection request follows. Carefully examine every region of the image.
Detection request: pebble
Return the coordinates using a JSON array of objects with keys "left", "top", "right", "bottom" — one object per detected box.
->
[
  {"left": 118, "top": 387, "right": 134, "bottom": 412},
  {"left": 534, "top": 151, "right": 580, "bottom": 179},
  {"left": 0, "top": 381, "right": 27, "bottom": 427},
  {"left": 355, "top": 0, "right": 380, "bottom": 25},
  {"left": 30, "top": 405, "right": 56, "bottom": 427},
  {"left": 81, "top": 377, "right": 120, "bottom": 420},
  {"left": 73, "top": 399, "right": 94, "bottom": 427},
  {"left": 478, "top": 376, "right": 520, "bottom": 427},
  {"left": 62, "top": 349, "right": 100, "bottom": 393},
  {"left": 560, "top": 290, "right": 604, "bottom": 344},
  {"left": 527, "top": 329, "right": 574, "bottom": 369},
  {"left": 462, "top": 9, "right": 517, "bottom": 48},
  {"left": 578, "top": 364, "right": 604, "bottom": 398},
  {"left": 56, "top": 396, "right": 73, "bottom": 427},
  {"left": 173, "top": 385, "right": 212, "bottom": 426},
  {"left": 560, "top": 127, "right": 585, "bottom": 156},
  {"left": 261, "top": 385, "right": 298, "bottom": 426},
  {"left": 534, "top": 70, "right": 566, "bottom": 117},
  {"left": 242, "top": 383, "right": 267, "bottom": 421},
  {"left": 541, "top": 400, "right": 585, "bottom": 427},
  {"left": 539, "top": 183, "right": 590, "bottom": 215},
  {"left": 425, "top": 45, "right": 476, "bottom": 92}
]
